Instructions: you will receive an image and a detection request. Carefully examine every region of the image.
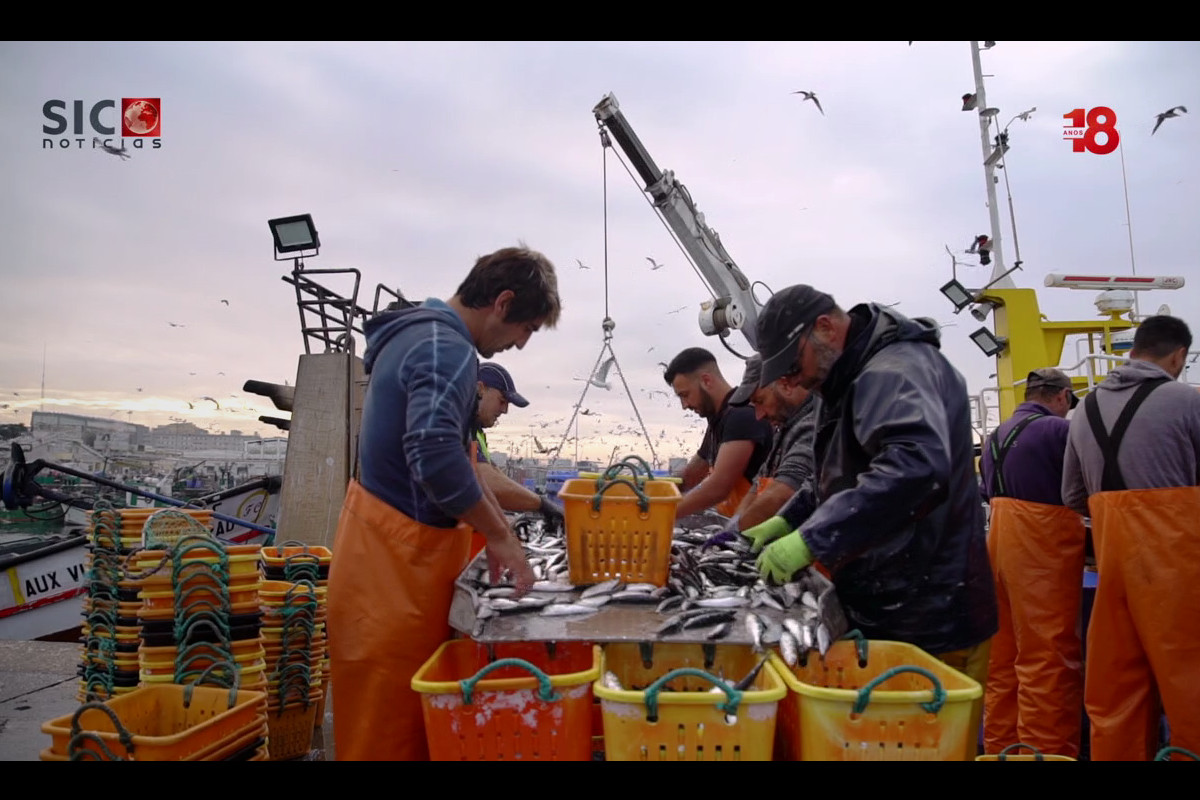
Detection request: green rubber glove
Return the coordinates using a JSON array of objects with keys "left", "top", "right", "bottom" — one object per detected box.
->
[
  {"left": 742, "top": 515, "right": 791, "bottom": 554},
  {"left": 756, "top": 531, "right": 814, "bottom": 585}
]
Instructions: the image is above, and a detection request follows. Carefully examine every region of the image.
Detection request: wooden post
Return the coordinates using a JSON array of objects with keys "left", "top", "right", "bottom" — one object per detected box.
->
[{"left": 274, "top": 352, "right": 365, "bottom": 549}]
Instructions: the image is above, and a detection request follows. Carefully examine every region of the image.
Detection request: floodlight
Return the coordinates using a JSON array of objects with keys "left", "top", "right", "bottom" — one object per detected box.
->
[
  {"left": 970, "top": 326, "right": 1007, "bottom": 357},
  {"left": 939, "top": 279, "right": 975, "bottom": 312},
  {"left": 268, "top": 214, "right": 320, "bottom": 258}
]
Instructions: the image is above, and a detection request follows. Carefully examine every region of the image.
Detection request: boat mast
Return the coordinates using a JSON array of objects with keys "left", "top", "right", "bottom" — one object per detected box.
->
[{"left": 970, "top": 41, "right": 1014, "bottom": 288}]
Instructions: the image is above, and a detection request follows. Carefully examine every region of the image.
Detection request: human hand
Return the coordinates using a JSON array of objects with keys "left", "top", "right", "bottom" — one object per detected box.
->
[
  {"left": 756, "top": 531, "right": 814, "bottom": 585},
  {"left": 742, "top": 515, "right": 791, "bottom": 554},
  {"left": 486, "top": 532, "right": 535, "bottom": 597},
  {"left": 702, "top": 516, "right": 741, "bottom": 551}
]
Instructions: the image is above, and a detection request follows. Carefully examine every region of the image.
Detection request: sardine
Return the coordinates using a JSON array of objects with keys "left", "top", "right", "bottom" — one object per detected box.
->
[
  {"left": 705, "top": 621, "right": 732, "bottom": 641},
  {"left": 624, "top": 583, "right": 659, "bottom": 593},
  {"left": 695, "top": 595, "right": 749, "bottom": 609},
  {"left": 656, "top": 595, "right": 684, "bottom": 614},
  {"left": 744, "top": 613, "right": 764, "bottom": 652},
  {"left": 581, "top": 579, "right": 623, "bottom": 598},
  {"left": 609, "top": 591, "right": 662, "bottom": 604},
  {"left": 801, "top": 622, "right": 815, "bottom": 651},
  {"left": 801, "top": 591, "right": 819, "bottom": 611},
  {"left": 780, "top": 630, "right": 800, "bottom": 667},
  {"left": 531, "top": 580, "right": 576, "bottom": 593},
  {"left": 817, "top": 623, "right": 831, "bottom": 656},
  {"left": 603, "top": 671, "right": 624, "bottom": 691},
  {"left": 483, "top": 587, "right": 517, "bottom": 599},
  {"left": 783, "top": 618, "right": 804, "bottom": 645},
  {"left": 680, "top": 610, "right": 737, "bottom": 630},
  {"left": 579, "top": 595, "right": 611, "bottom": 608},
  {"left": 541, "top": 603, "right": 600, "bottom": 617}
]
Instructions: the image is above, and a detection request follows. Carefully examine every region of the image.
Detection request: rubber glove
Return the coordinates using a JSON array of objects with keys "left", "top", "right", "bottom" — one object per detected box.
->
[
  {"left": 742, "top": 515, "right": 791, "bottom": 554},
  {"left": 702, "top": 515, "right": 741, "bottom": 550},
  {"left": 756, "top": 531, "right": 814, "bottom": 585},
  {"left": 538, "top": 495, "right": 566, "bottom": 532}
]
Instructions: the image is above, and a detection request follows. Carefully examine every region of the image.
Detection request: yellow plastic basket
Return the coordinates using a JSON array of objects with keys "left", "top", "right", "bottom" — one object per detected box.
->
[
  {"left": 770, "top": 639, "right": 982, "bottom": 761},
  {"left": 594, "top": 643, "right": 786, "bottom": 761},
  {"left": 559, "top": 475, "right": 681, "bottom": 586},
  {"left": 976, "top": 743, "right": 1076, "bottom": 761}
]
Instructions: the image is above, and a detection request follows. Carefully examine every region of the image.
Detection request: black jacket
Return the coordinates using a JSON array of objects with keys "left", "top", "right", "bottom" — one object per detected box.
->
[{"left": 781, "top": 304, "right": 997, "bottom": 654}]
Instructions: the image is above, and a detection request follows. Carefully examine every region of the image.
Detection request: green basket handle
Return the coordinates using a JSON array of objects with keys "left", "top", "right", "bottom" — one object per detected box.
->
[
  {"left": 1155, "top": 746, "right": 1200, "bottom": 761},
  {"left": 174, "top": 609, "right": 232, "bottom": 645},
  {"left": 643, "top": 668, "right": 743, "bottom": 723},
  {"left": 170, "top": 535, "right": 229, "bottom": 564},
  {"left": 179, "top": 660, "right": 241, "bottom": 708},
  {"left": 172, "top": 558, "right": 231, "bottom": 586},
  {"left": 996, "top": 742, "right": 1045, "bottom": 761},
  {"left": 598, "top": 462, "right": 643, "bottom": 487},
  {"left": 459, "top": 658, "right": 560, "bottom": 705},
  {"left": 618, "top": 455, "right": 654, "bottom": 477},
  {"left": 852, "top": 665, "right": 946, "bottom": 715},
  {"left": 591, "top": 477, "right": 650, "bottom": 513},
  {"left": 174, "top": 583, "right": 231, "bottom": 613},
  {"left": 122, "top": 547, "right": 170, "bottom": 581},
  {"left": 70, "top": 701, "right": 135, "bottom": 756},
  {"left": 840, "top": 629, "right": 868, "bottom": 666},
  {"left": 283, "top": 579, "right": 320, "bottom": 605}
]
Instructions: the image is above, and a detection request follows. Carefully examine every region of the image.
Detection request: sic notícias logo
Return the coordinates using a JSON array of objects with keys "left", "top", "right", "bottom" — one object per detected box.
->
[{"left": 42, "top": 98, "right": 162, "bottom": 151}]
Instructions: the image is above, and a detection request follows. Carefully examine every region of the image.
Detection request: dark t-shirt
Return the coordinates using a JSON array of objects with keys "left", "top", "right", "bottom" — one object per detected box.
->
[{"left": 697, "top": 390, "right": 774, "bottom": 483}]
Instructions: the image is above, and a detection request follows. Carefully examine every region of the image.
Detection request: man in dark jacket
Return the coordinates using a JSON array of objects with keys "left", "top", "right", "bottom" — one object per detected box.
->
[{"left": 742, "top": 284, "right": 998, "bottom": 696}]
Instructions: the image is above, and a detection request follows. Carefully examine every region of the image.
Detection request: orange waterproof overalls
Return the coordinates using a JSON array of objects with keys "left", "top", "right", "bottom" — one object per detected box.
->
[
  {"left": 715, "top": 476, "right": 753, "bottom": 517},
  {"left": 327, "top": 480, "right": 471, "bottom": 760},
  {"left": 1080, "top": 377, "right": 1200, "bottom": 760}
]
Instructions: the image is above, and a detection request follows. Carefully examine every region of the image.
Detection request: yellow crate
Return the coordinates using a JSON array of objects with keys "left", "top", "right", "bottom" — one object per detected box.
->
[
  {"left": 558, "top": 476, "right": 680, "bottom": 586},
  {"left": 976, "top": 743, "right": 1076, "bottom": 761},
  {"left": 770, "top": 639, "right": 982, "bottom": 761},
  {"left": 594, "top": 643, "right": 785, "bottom": 761}
]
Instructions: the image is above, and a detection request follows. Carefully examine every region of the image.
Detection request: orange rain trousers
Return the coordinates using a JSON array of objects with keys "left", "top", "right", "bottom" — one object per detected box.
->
[
  {"left": 983, "top": 498, "right": 1087, "bottom": 757},
  {"left": 327, "top": 480, "right": 471, "bottom": 761},
  {"left": 1086, "top": 486, "right": 1200, "bottom": 761}
]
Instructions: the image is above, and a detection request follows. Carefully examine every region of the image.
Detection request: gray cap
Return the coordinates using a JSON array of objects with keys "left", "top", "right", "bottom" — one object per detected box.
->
[
  {"left": 729, "top": 355, "right": 763, "bottom": 406},
  {"left": 1026, "top": 368, "right": 1078, "bottom": 409},
  {"left": 756, "top": 284, "right": 838, "bottom": 386}
]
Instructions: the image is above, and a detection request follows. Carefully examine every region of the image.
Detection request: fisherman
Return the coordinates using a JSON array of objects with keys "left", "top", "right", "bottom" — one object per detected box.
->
[
  {"left": 1061, "top": 315, "right": 1200, "bottom": 761},
  {"left": 979, "top": 367, "right": 1086, "bottom": 758},
  {"left": 327, "top": 246, "right": 561, "bottom": 761},
  {"left": 703, "top": 355, "right": 815, "bottom": 547},
  {"left": 663, "top": 347, "right": 773, "bottom": 520},
  {"left": 741, "top": 284, "right": 998, "bottom": 747},
  {"left": 469, "top": 362, "right": 565, "bottom": 558}
]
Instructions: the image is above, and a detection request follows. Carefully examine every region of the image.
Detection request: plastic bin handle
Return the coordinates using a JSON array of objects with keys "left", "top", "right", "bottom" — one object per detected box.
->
[
  {"left": 180, "top": 660, "right": 242, "bottom": 708},
  {"left": 852, "top": 665, "right": 946, "bottom": 715},
  {"left": 996, "top": 742, "right": 1044, "bottom": 761},
  {"left": 459, "top": 658, "right": 561, "bottom": 705},
  {"left": 1155, "top": 746, "right": 1200, "bottom": 761},
  {"left": 70, "top": 701, "right": 135, "bottom": 756},
  {"left": 840, "top": 629, "right": 869, "bottom": 666},
  {"left": 68, "top": 730, "right": 129, "bottom": 761},
  {"left": 643, "top": 668, "right": 743, "bottom": 722},
  {"left": 592, "top": 478, "right": 650, "bottom": 513}
]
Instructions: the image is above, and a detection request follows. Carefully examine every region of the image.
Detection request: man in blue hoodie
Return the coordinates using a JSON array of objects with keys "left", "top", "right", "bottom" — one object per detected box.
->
[
  {"left": 327, "top": 245, "right": 561, "bottom": 761},
  {"left": 741, "top": 284, "right": 998, "bottom": 754}
]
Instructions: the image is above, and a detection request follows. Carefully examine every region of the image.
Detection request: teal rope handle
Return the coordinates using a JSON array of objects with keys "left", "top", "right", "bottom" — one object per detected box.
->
[
  {"left": 643, "top": 668, "right": 743, "bottom": 722},
  {"left": 997, "top": 742, "right": 1044, "bottom": 761},
  {"left": 179, "top": 661, "right": 241, "bottom": 708},
  {"left": 1155, "top": 746, "right": 1200, "bottom": 761},
  {"left": 174, "top": 583, "right": 231, "bottom": 613},
  {"left": 598, "top": 462, "right": 642, "bottom": 487},
  {"left": 852, "top": 665, "right": 946, "bottom": 715},
  {"left": 840, "top": 629, "right": 868, "bottom": 666},
  {"left": 172, "top": 558, "right": 231, "bottom": 586},
  {"left": 174, "top": 609, "right": 232, "bottom": 646},
  {"left": 617, "top": 455, "right": 654, "bottom": 477},
  {"left": 70, "top": 701, "right": 135, "bottom": 757},
  {"left": 68, "top": 731, "right": 128, "bottom": 761},
  {"left": 121, "top": 547, "right": 170, "bottom": 581},
  {"left": 282, "top": 579, "right": 319, "bottom": 605},
  {"left": 459, "top": 658, "right": 560, "bottom": 705},
  {"left": 591, "top": 477, "right": 650, "bottom": 513}
]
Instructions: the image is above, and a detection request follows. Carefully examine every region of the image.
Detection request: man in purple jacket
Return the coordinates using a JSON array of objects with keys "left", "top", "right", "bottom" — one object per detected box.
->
[{"left": 979, "top": 367, "right": 1087, "bottom": 758}]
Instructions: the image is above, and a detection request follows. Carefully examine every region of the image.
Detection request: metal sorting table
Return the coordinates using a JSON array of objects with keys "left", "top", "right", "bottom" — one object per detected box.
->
[{"left": 448, "top": 552, "right": 848, "bottom": 648}]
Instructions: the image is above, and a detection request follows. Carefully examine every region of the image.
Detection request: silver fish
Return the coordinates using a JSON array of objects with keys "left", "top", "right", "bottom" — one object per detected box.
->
[
  {"left": 783, "top": 618, "right": 804, "bottom": 645},
  {"left": 581, "top": 579, "right": 623, "bottom": 598},
  {"left": 801, "top": 591, "right": 819, "bottom": 611},
  {"left": 780, "top": 630, "right": 800, "bottom": 667},
  {"left": 516, "top": 596, "right": 555, "bottom": 609},
  {"left": 656, "top": 595, "right": 684, "bottom": 614},
  {"left": 817, "top": 623, "right": 831, "bottom": 656},
  {"left": 483, "top": 587, "right": 517, "bottom": 598},
  {"left": 705, "top": 622, "right": 732, "bottom": 641},
  {"left": 542, "top": 603, "right": 600, "bottom": 617},
  {"left": 744, "top": 613, "right": 764, "bottom": 652},
  {"left": 531, "top": 580, "right": 576, "bottom": 593},
  {"left": 579, "top": 595, "right": 611, "bottom": 608},
  {"left": 695, "top": 595, "right": 749, "bottom": 609},
  {"left": 624, "top": 583, "right": 659, "bottom": 593},
  {"left": 801, "top": 622, "right": 815, "bottom": 651}
]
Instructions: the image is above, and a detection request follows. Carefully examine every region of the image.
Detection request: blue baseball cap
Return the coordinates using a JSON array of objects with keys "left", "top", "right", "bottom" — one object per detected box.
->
[{"left": 479, "top": 363, "right": 529, "bottom": 407}]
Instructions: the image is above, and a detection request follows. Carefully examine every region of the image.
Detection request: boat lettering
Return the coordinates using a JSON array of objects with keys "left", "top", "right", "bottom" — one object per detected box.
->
[
  {"left": 25, "top": 570, "right": 62, "bottom": 597},
  {"left": 66, "top": 563, "right": 86, "bottom": 582}
]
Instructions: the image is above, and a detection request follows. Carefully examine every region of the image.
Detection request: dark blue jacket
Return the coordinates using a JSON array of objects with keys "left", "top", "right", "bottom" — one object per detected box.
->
[
  {"left": 782, "top": 304, "right": 998, "bottom": 655},
  {"left": 358, "top": 298, "right": 481, "bottom": 527}
]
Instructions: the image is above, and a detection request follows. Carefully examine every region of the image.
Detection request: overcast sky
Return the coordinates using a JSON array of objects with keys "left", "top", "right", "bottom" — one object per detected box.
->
[{"left": 1, "top": 41, "right": 1196, "bottom": 466}]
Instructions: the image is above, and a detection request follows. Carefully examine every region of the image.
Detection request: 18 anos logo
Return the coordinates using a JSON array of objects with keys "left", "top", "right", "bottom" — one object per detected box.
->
[{"left": 42, "top": 98, "right": 162, "bottom": 151}]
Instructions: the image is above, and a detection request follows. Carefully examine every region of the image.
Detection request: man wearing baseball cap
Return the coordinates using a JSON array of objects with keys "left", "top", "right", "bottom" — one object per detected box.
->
[
  {"left": 978, "top": 366, "right": 1086, "bottom": 758},
  {"left": 742, "top": 284, "right": 998, "bottom": 726},
  {"left": 471, "top": 363, "right": 564, "bottom": 549}
]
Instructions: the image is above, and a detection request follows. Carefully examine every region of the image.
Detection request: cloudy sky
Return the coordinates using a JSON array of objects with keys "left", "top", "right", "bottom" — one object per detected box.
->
[{"left": 1, "top": 41, "right": 1196, "bottom": 466}]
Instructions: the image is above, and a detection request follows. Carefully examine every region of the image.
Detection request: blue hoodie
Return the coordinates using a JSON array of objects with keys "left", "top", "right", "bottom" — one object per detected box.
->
[{"left": 358, "top": 298, "right": 482, "bottom": 528}]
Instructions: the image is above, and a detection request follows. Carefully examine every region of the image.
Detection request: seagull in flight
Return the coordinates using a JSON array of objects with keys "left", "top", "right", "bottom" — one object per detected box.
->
[
  {"left": 1152, "top": 106, "right": 1187, "bottom": 135},
  {"left": 667, "top": 305, "right": 689, "bottom": 315},
  {"left": 220, "top": 299, "right": 230, "bottom": 306},
  {"left": 575, "top": 356, "right": 616, "bottom": 389},
  {"left": 580, "top": 408, "right": 599, "bottom": 417},
  {"left": 1014, "top": 107, "right": 1037, "bottom": 122},
  {"left": 93, "top": 136, "right": 130, "bottom": 160},
  {"left": 168, "top": 322, "right": 185, "bottom": 328},
  {"left": 792, "top": 91, "right": 824, "bottom": 116},
  {"left": 576, "top": 259, "right": 590, "bottom": 270},
  {"left": 646, "top": 257, "right": 665, "bottom": 271}
]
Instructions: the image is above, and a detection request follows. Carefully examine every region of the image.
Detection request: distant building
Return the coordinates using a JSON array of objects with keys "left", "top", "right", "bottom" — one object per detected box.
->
[{"left": 31, "top": 411, "right": 148, "bottom": 452}]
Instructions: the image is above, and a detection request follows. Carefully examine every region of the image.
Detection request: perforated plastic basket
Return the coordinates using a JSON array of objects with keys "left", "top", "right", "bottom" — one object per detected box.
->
[
  {"left": 770, "top": 639, "right": 982, "bottom": 761},
  {"left": 412, "top": 640, "right": 600, "bottom": 761},
  {"left": 559, "top": 475, "right": 680, "bottom": 586},
  {"left": 595, "top": 643, "right": 785, "bottom": 762}
]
